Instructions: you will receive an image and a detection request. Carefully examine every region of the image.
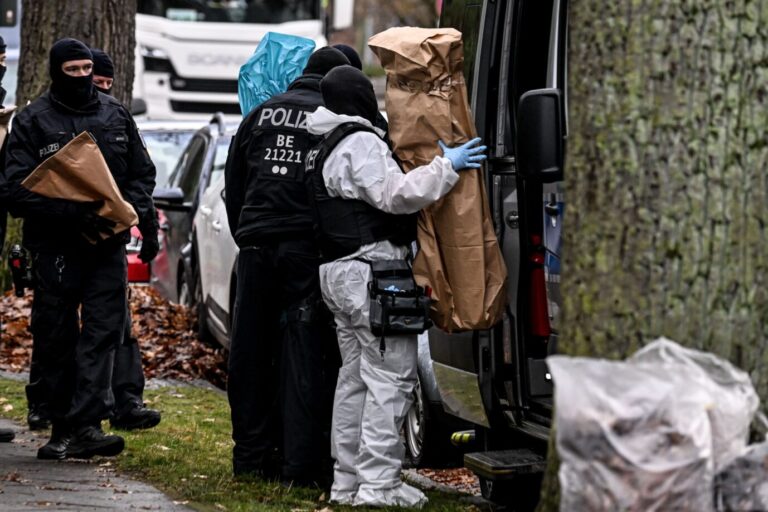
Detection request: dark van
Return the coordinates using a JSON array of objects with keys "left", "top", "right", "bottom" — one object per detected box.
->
[{"left": 419, "top": 0, "right": 568, "bottom": 508}]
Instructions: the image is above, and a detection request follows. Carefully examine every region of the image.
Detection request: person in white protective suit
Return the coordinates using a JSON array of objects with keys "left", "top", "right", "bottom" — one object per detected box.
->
[{"left": 304, "top": 65, "right": 487, "bottom": 508}]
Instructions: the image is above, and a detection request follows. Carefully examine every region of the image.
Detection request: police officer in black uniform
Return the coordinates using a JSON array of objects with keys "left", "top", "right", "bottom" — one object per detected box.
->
[
  {"left": 224, "top": 47, "right": 349, "bottom": 486},
  {"left": 89, "top": 47, "right": 162, "bottom": 431},
  {"left": 0, "top": 38, "right": 158, "bottom": 460}
]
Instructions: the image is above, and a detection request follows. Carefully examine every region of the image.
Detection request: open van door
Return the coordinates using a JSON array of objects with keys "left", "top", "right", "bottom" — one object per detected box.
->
[{"left": 435, "top": 0, "right": 568, "bottom": 507}]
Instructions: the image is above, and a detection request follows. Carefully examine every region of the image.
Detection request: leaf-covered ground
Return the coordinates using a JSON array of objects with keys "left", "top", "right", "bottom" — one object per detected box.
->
[{"left": 0, "top": 285, "right": 227, "bottom": 388}]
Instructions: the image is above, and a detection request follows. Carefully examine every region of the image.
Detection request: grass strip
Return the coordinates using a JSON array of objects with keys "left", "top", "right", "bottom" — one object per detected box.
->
[{"left": 0, "top": 378, "right": 478, "bottom": 511}]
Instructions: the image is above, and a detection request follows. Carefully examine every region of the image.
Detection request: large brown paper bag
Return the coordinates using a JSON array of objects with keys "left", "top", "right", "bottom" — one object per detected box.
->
[
  {"left": 0, "top": 106, "right": 16, "bottom": 148},
  {"left": 21, "top": 131, "right": 138, "bottom": 240},
  {"left": 369, "top": 27, "right": 507, "bottom": 332}
]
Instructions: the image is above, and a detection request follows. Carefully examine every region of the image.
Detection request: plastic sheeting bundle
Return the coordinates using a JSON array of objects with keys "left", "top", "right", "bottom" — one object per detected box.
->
[
  {"left": 238, "top": 32, "right": 315, "bottom": 116},
  {"left": 548, "top": 338, "right": 759, "bottom": 512}
]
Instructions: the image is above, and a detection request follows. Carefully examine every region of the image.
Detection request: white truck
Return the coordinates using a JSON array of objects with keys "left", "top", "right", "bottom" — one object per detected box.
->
[{"left": 134, "top": 0, "right": 354, "bottom": 119}]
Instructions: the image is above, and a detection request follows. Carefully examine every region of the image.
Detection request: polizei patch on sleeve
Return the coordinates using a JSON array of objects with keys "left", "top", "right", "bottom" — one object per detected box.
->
[{"left": 256, "top": 107, "right": 310, "bottom": 130}]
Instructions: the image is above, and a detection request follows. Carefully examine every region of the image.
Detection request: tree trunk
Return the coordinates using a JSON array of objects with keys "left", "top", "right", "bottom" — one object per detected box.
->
[
  {"left": 17, "top": 0, "right": 136, "bottom": 107},
  {"left": 538, "top": 1, "right": 768, "bottom": 510}
]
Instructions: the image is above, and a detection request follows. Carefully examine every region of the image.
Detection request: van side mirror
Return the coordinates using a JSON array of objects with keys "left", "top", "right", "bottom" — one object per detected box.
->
[
  {"left": 153, "top": 186, "right": 190, "bottom": 212},
  {"left": 516, "top": 88, "right": 565, "bottom": 183},
  {"left": 131, "top": 98, "right": 148, "bottom": 116}
]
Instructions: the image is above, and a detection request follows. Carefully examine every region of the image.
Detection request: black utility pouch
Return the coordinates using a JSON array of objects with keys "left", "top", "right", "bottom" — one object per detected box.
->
[{"left": 368, "top": 259, "right": 432, "bottom": 338}]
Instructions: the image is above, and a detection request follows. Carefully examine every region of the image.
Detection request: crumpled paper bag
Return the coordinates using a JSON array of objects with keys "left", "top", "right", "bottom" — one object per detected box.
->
[
  {"left": 369, "top": 27, "right": 507, "bottom": 332},
  {"left": 21, "top": 131, "right": 138, "bottom": 240}
]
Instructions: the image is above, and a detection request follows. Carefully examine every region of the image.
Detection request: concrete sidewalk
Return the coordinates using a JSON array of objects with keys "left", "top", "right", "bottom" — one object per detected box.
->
[{"left": 0, "top": 419, "right": 191, "bottom": 511}]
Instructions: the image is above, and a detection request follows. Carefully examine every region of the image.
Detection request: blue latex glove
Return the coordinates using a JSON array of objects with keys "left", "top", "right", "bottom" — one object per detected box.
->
[{"left": 438, "top": 137, "right": 488, "bottom": 171}]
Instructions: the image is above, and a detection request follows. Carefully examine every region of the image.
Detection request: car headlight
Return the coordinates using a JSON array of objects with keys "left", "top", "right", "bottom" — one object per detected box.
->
[{"left": 141, "top": 46, "right": 172, "bottom": 73}]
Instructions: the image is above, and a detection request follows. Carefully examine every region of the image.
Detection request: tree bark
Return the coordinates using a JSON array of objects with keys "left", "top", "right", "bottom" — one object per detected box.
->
[
  {"left": 17, "top": 0, "right": 136, "bottom": 107},
  {"left": 538, "top": 1, "right": 768, "bottom": 510}
]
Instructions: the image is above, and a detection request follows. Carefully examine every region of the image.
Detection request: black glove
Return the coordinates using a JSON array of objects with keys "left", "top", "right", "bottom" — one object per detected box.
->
[
  {"left": 70, "top": 201, "right": 116, "bottom": 241},
  {"left": 138, "top": 218, "right": 160, "bottom": 263}
]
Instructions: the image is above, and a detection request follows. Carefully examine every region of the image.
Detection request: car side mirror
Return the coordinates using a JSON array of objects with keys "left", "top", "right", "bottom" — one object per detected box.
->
[
  {"left": 153, "top": 186, "right": 191, "bottom": 212},
  {"left": 131, "top": 98, "right": 148, "bottom": 116},
  {"left": 516, "top": 88, "right": 565, "bottom": 183}
]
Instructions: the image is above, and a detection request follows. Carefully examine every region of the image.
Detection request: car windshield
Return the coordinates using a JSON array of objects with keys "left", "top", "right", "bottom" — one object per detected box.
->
[
  {"left": 142, "top": 129, "right": 196, "bottom": 189},
  {"left": 137, "top": 0, "right": 319, "bottom": 24}
]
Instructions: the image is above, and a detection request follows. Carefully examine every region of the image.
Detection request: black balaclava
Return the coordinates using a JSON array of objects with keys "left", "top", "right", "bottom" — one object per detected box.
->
[
  {"left": 321, "top": 65, "right": 378, "bottom": 125},
  {"left": 49, "top": 38, "right": 95, "bottom": 108},
  {"left": 332, "top": 44, "right": 362, "bottom": 71},
  {"left": 302, "top": 46, "right": 349, "bottom": 77},
  {"left": 90, "top": 48, "right": 114, "bottom": 95}
]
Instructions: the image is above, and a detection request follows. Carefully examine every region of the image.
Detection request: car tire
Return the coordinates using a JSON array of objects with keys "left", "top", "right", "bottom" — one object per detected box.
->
[
  {"left": 177, "top": 269, "right": 192, "bottom": 307},
  {"left": 194, "top": 268, "right": 214, "bottom": 346},
  {"left": 404, "top": 372, "right": 460, "bottom": 468}
]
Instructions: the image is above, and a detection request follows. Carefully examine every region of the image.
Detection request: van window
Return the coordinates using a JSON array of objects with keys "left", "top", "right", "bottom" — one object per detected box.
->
[
  {"left": 439, "top": 0, "right": 483, "bottom": 99},
  {"left": 511, "top": 1, "right": 554, "bottom": 107}
]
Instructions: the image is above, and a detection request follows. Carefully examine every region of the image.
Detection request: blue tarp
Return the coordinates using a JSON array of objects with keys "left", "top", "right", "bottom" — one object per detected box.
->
[{"left": 238, "top": 32, "right": 316, "bottom": 116}]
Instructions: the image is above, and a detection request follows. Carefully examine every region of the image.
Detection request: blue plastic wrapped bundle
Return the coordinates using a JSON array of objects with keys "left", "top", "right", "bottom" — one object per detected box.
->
[{"left": 238, "top": 32, "right": 316, "bottom": 116}]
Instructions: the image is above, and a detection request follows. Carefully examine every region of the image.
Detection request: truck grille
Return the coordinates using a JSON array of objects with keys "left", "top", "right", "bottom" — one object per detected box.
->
[
  {"left": 170, "top": 75, "right": 238, "bottom": 94},
  {"left": 170, "top": 100, "right": 241, "bottom": 115}
]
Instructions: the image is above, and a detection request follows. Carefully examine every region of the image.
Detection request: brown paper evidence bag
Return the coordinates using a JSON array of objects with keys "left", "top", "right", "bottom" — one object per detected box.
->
[
  {"left": 20, "top": 131, "right": 138, "bottom": 240},
  {"left": 369, "top": 27, "right": 507, "bottom": 333}
]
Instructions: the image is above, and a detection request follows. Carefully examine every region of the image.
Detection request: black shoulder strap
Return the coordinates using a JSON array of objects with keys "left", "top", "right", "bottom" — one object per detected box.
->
[{"left": 306, "top": 122, "right": 378, "bottom": 174}]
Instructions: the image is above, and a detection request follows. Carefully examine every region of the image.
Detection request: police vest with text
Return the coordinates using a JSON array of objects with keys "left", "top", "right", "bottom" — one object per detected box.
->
[
  {"left": 305, "top": 122, "right": 416, "bottom": 261},
  {"left": 240, "top": 97, "right": 321, "bottom": 238}
]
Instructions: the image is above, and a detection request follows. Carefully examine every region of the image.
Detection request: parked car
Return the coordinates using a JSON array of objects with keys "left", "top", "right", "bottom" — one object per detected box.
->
[
  {"left": 191, "top": 175, "right": 238, "bottom": 346},
  {"left": 151, "top": 114, "right": 236, "bottom": 303},
  {"left": 127, "top": 121, "right": 199, "bottom": 283}
]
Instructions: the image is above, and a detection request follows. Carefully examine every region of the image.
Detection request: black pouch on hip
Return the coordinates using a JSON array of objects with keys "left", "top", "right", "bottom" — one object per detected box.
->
[{"left": 367, "top": 259, "right": 432, "bottom": 356}]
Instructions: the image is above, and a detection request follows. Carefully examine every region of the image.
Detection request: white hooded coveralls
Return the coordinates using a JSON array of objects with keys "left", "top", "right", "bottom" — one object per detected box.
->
[{"left": 306, "top": 106, "right": 460, "bottom": 508}]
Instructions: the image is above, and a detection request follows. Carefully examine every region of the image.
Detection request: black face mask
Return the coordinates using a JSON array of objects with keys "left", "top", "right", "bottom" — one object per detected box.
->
[
  {"left": 48, "top": 38, "right": 96, "bottom": 109},
  {"left": 51, "top": 73, "right": 95, "bottom": 108},
  {"left": 95, "top": 85, "right": 111, "bottom": 96},
  {"left": 0, "top": 64, "right": 6, "bottom": 85}
]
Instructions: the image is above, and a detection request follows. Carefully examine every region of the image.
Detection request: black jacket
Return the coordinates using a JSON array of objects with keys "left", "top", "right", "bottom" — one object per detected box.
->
[
  {"left": 225, "top": 74, "right": 324, "bottom": 246},
  {"left": 0, "top": 91, "right": 156, "bottom": 253}
]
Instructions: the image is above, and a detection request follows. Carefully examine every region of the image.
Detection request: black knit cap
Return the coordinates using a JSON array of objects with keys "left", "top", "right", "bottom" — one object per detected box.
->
[
  {"left": 0, "top": 36, "right": 6, "bottom": 54},
  {"left": 303, "top": 46, "right": 349, "bottom": 77},
  {"left": 91, "top": 48, "right": 114, "bottom": 78},
  {"left": 332, "top": 44, "right": 362, "bottom": 71},
  {"left": 321, "top": 65, "right": 378, "bottom": 125},
  {"left": 49, "top": 38, "right": 93, "bottom": 79}
]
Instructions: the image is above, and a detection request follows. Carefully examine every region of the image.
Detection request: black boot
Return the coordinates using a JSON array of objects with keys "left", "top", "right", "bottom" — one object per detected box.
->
[
  {"left": 28, "top": 404, "right": 52, "bottom": 431},
  {"left": 37, "top": 422, "right": 70, "bottom": 460},
  {"left": 0, "top": 428, "right": 15, "bottom": 443},
  {"left": 110, "top": 405, "right": 161, "bottom": 430},
  {"left": 66, "top": 424, "right": 124, "bottom": 459}
]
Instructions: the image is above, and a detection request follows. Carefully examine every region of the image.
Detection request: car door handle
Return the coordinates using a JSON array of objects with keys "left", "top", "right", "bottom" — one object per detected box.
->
[
  {"left": 212, "top": 220, "right": 222, "bottom": 232},
  {"left": 200, "top": 205, "right": 213, "bottom": 217}
]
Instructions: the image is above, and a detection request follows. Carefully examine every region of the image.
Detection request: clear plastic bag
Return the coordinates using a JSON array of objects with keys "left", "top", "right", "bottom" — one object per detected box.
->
[
  {"left": 716, "top": 441, "right": 768, "bottom": 512},
  {"left": 630, "top": 338, "right": 759, "bottom": 471}
]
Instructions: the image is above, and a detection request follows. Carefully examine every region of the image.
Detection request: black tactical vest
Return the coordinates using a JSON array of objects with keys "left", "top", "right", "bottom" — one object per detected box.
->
[
  {"left": 238, "top": 80, "right": 324, "bottom": 241},
  {"left": 305, "top": 122, "right": 416, "bottom": 261}
]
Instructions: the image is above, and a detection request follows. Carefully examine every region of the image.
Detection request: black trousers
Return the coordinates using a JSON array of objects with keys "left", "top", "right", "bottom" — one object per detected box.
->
[
  {"left": 112, "top": 301, "right": 145, "bottom": 417},
  {"left": 27, "top": 244, "right": 127, "bottom": 428},
  {"left": 28, "top": 302, "right": 145, "bottom": 418},
  {"left": 228, "top": 238, "right": 339, "bottom": 478}
]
